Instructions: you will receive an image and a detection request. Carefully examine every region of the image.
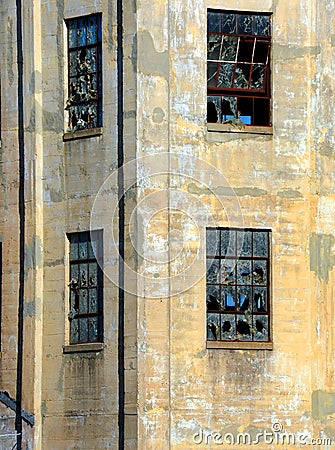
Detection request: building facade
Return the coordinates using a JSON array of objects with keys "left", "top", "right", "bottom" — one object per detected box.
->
[{"left": 1, "top": 0, "right": 335, "bottom": 448}]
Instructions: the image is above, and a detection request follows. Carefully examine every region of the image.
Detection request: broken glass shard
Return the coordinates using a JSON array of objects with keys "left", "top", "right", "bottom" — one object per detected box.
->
[
  {"left": 253, "top": 231, "right": 268, "bottom": 257},
  {"left": 253, "top": 15, "right": 270, "bottom": 36},
  {"left": 253, "top": 260, "right": 267, "bottom": 285},
  {"left": 222, "top": 13, "right": 236, "bottom": 33},
  {"left": 206, "top": 259, "right": 219, "bottom": 283},
  {"left": 233, "top": 64, "right": 250, "bottom": 89},
  {"left": 221, "top": 314, "right": 236, "bottom": 340},
  {"left": 207, "top": 313, "right": 220, "bottom": 340},
  {"left": 207, "top": 285, "right": 220, "bottom": 311},
  {"left": 208, "top": 34, "right": 222, "bottom": 60},
  {"left": 238, "top": 15, "right": 253, "bottom": 34},
  {"left": 250, "top": 64, "right": 266, "bottom": 90},
  {"left": 207, "top": 12, "right": 221, "bottom": 33},
  {"left": 218, "top": 63, "right": 234, "bottom": 88},
  {"left": 253, "top": 315, "right": 269, "bottom": 341},
  {"left": 206, "top": 229, "right": 220, "bottom": 255},
  {"left": 220, "top": 36, "right": 238, "bottom": 61}
]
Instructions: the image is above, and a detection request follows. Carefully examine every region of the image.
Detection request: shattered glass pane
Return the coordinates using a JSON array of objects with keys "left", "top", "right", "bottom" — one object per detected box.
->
[
  {"left": 237, "top": 260, "right": 252, "bottom": 285},
  {"left": 89, "top": 317, "right": 99, "bottom": 342},
  {"left": 68, "top": 22, "right": 77, "bottom": 48},
  {"left": 253, "top": 287, "right": 267, "bottom": 312},
  {"left": 236, "top": 318, "right": 252, "bottom": 340},
  {"left": 79, "top": 318, "right": 89, "bottom": 342},
  {"left": 89, "top": 234, "right": 99, "bottom": 259},
  {"left": 89, "top": 289, "right": 98, "bottom": 313},
  {"left": 253, "top": 260, "right": 267, "bottom": 285},
  {"left": 222, "top": 286, "right": 235, "bottom": 311},
  {"left": 250, "top": 64, "right": 266, "bottom": 90},
  {"left": 206, "top": 229, "right": 220, "bottom": 255},
  {"left": 237, "top": 230, "right": 252, "bottom": 257},
  {"left": 207, "top": 285, "right": 220, "bottom": 311},
  {"left": 70, "top": 290, "right": 78, "bottom": 312},
  {"left": 221, "top": 314, "right": 236, "bottom": 340},
  {"left": 220, "top": 36, "right": 238, "bottom": 61},
  {"left": 70, "top": 264, "right": 79, "bottom": 284},
  {"left": 222, "top": 13, "right": 236, "bottom": 33},
  {"left": 237, "top": 286, "right": 252, "bottom": 311},
  {"left": 222, "top": 97, "right": 237, "bottom": 119},
  {"left": 218, "top": 63, "right": 234, "bottom": 88},
  {"left": 207, "top": 313, "right": 220, "bottom": 340},
  {"left": 80, "top": 263, "right": 88, "bottom": 287},
  {"left": 79, "top": 289, "right": 88, "bottom": 314},
  {"left": 221, "top": 229, "right": 236, "bottom": 256},
  {"left": 77, "top": 19, "right": 87, "bottom": 46},
  {"left": 207, "top": 96, "right": 220, "bottom": 123},
  {"left": 87, "top": 48, "right": 97, "bottom": 72},
  {"left": 208, "top": 12, "right": 221, "bottom": 33},
  {"left": 253, "top": 315, "right": 269, "bottom": 341},
  {"left": 67, "top": 16, "right": 102, "bottom": 131},
  {"left": 253, "top": 231, "right": 268, "bottom": 256},
  {"left": 70, "top": 319, "right": 79, "bottom": 344},
  {"left": 206, "top": 259, "right": 219, "bottom": 284},
  {"left": 233, "top": 64, "right": 250, "bottom": 89},
  {"left": 208, "top": 34, "right": 222, "bottom": 60},
  {"left": 69, "top": 234, "right": 79, "bottom": 260},
  {"left": 89, "top": 262, "right": 98, "bottom": 287},
  {"left": 238, "top": 15, "right": 253, "bottom": 34},
  {"left": 221, "top": 260, "right": 236, "bottom": 285},
  {"left": 87, "top": 16, "right": 98, "bottom": 44},
  {"left": 207, "top": 62, "right": 219, "bottom": 87},
  {"left": 79, "top": 234, "right": 88, "bottom": 259},
  {"left": 253, "top": 15, "right": 270, "bottom": 36}
]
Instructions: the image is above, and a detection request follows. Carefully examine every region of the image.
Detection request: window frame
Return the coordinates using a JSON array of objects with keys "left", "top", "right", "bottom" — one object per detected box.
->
[
  {"left": 64, "top": 13, "right": 103, "bottom": 136},
  {"left": 207, "top": 10, "right": 272, "bottom": 128},
  {"left": 206, "top": 227, "right": 273, "bottom": 350},
  {"left": 66, "top": 230, "right": 104, "bottom": 346}
]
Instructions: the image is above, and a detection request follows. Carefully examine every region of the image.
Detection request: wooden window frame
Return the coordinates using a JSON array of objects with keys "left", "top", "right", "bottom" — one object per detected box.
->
[
  {"left": 67, "top": 231, "right": 103, "bottom": 345},
  {"left": 207, "top": 10, "right": 272, "bottom": 127},
  {"left": 65, "top": 14, "right": 103, "bottom": 134},
  {"left": 206, "top": 228, "right": 272, "bottom": 347}
]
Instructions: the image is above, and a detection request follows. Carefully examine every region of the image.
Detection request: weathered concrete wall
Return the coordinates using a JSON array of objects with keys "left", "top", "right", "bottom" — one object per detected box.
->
[
  {"left": 1, "top": 0, "right": 335, "bottom": 448},
  {"left": 136, "top": 0, "right": 335, "bottom": 448}
]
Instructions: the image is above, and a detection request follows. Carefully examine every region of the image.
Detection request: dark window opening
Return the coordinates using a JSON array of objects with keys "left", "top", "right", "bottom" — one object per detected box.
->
[
  {"left": 206, "top": 228, "right": 271, "bottom": 342},
  {"left": 66, "top": 14, "right": 102, "bottom": 132},
  {"left": 207, "top": 10, "right": 271, "bottom": 126},
  {"left": 68, "top": 231, "right": 103, "bottom": 344}
]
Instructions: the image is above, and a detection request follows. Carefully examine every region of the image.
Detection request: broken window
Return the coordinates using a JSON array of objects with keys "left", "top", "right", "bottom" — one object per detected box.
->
[
  {"left": 68, "top": 231, "right": 103, "bottom": 344},
  {"left": 207, "top": 11, "right": 271, "bottom": 126},
  {"left": 66, "top": 14, "right": 102, "bottom": 132},
  {"left": 206, "top": 228, "right": 271, "bottom": 342}
]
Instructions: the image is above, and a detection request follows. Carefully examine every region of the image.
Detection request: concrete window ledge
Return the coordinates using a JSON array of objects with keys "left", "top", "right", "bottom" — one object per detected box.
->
[
  {"left": 206, "top": 341, "right": 273, "bottom": 350},
  {"left": 63, "top": 127, "right": 103, "bottom": 141},
  {"left": 63, "top": 342, "right": 104, "bottom": 353},
  {"left": 206, "top": 123, "right": 273, "bottom": 135}
]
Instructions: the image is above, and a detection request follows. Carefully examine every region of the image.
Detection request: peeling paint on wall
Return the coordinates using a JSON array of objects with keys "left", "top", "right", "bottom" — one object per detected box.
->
[
  {"left": 309, "top": 233, "right": 335, "bottom": 282},
  {"left": 137, "top": 31, "right": 169, "bottom": 78},
  {"left": 312, "top": 390, "right": 335, "bottom": 421}
]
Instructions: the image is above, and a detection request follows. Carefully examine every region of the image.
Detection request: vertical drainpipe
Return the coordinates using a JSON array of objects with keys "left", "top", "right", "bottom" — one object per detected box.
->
[
  {"left": 15, "top": 0, "right": 25, "bottom": 448},
  {"left": 117, "top": 0, "right": 125, "bottom": 448}
]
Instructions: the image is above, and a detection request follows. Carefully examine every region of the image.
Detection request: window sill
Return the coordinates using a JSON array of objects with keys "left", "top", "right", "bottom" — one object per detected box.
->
[
  {"left": 63, "top": 342, "right": 104, "bottom": 353},
  {"left": 206, "top": 123, "right": 273, "bottom": 135},
  {"left": 206, "top": 341, "right": 273, "bottom": 350},
  {"left": 63, "top": 127, "right": 103, "bottom": 141}
]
